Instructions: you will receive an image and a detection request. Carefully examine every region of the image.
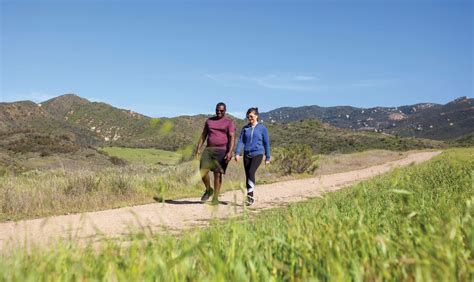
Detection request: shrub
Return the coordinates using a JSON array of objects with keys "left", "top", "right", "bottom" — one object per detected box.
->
[
  {"left": 272, "top": 144, "right": 319, "bottom": 175},
  {"left": 111, "top": 174, "right": 133, "bottom": 196},
  {"left": 109, "top": 156, "right": 128, "bottom": 166},
  {"left": 64, "top": 174, "right": 101, "bottom": 196},
  {"left": 40, "top": 151, "right": 51, "bottom": 157}
]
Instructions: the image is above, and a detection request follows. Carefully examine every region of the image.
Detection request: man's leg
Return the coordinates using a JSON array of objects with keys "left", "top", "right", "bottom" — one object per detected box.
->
[
  {"left": 200, "top": 168, "right": 214, "bottom": 202},
  {"left": 212, "top": 171, "right": 222, "bottom": 203},
  {"left": 201, "top": 169, "right": 211, "bottom": 190},
  {"left": 199, "top": 147, "right": 213, "bottom": 191}
]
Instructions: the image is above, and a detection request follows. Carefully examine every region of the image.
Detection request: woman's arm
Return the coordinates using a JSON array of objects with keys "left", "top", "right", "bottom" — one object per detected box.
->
[{"left": 262, "top": 126, "right": 270, "bottom": 161}]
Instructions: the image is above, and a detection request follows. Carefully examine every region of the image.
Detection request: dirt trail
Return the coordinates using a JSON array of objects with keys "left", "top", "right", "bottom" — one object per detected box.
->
[{"left": 0, "top": 151, "right": 441, "bottom": 251}]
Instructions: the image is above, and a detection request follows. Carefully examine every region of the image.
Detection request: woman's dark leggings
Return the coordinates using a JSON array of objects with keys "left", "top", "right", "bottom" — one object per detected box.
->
[{"left": 243, "top": 154, "right": 263, "bottom": 193}]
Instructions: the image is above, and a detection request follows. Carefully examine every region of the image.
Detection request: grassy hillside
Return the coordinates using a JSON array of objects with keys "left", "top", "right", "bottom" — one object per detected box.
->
[
  {"left": 267, "top": 119, "right": 444, "bottom": 154},
  {"left": 0, "top": 100, "right": 102, "bottom": 146},
  {"left": 41, "top": 93, "right": 90, "bottom": 119},
  {"left": 1, "top": 148, "right": 471, "bottom": 280},
  {"left": 449, "top": 132, "right": 474, "bottom": 147},
  {"left": 0, "top": 130, "right": 113, "bottom": 174},
  {"left": 42, "top": 94, "right": 211, "bottom": 151},
  {"left": 100, "top": 147, "right": 182, "bottom": 165},
  {"left": 115, "top": 115, "right": 210, "bottom": 151},
  {"left": 5, "top": 94, "right": 450, "bottom": 153},
  {"left": 0, "top": 94, "right": 453, "bottom": 175},
  {"left": 0, "top": 116, "right": 443, "bottom": 174}
]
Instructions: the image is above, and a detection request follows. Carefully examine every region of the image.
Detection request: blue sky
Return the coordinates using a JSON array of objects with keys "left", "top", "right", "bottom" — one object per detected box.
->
[{"left": 1, "top": 0, "right": 472, "bottom": 118}]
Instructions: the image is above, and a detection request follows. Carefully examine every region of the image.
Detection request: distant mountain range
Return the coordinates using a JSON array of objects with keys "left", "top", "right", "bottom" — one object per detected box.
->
[
  {"left": 2, "top": 95, "right": 471, "bottom": 147},
  {"left": 2, "top": 94, "right": 470, "bottom": 166},
  {"left": 260, "top": 96, "right": 473, "bottom": 140}
]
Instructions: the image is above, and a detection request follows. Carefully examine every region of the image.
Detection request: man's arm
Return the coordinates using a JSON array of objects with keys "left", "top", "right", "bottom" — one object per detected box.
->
[
  {"left": 225, "top": 131, "right": 235, "bottom": 162},
  {"left": 234, "top": 127, "right": 244, "bottom": 162},
  {"left": 225, "top": 121, "right": 236, "bottom": 162},
  {"left": 195, "top": 127, "right": 208, "bottom": 158}
]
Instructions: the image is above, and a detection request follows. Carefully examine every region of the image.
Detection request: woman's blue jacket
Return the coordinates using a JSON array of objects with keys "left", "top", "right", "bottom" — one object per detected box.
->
[{"left": 235, "top": 123, "right": 270, "bottom": 161}]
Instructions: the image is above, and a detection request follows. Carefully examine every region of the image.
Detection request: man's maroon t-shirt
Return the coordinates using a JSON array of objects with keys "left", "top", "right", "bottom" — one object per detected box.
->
[{"left": 204, "top": 117, "right": 236, "bottom": 149}]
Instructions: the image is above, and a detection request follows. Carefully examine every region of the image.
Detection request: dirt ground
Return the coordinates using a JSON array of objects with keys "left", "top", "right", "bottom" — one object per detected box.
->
[{"left": 0, "top": 151, "right": 441, "bottom": 252}]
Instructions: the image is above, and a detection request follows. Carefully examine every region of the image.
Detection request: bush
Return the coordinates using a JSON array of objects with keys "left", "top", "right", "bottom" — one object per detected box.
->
[
  {"left": 64, "top": 174, "right": 101, "bottom": 196},
  {"left": 109, "top": 156, "right": 128, "bottom": 166},
  {"left": 272, "top": 144, "right": 319, "bottom": 175},
  {"left": 111, "top": 174, "right": 133, "bottom": 196}
]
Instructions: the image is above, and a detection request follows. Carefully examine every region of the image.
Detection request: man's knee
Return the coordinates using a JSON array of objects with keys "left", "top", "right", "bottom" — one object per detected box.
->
[
  {"left": 213, "top": 172, "right": 222, "bottom": 180},
  {"left": 201, "top": 169, "right": 210, "bottom": 178}
]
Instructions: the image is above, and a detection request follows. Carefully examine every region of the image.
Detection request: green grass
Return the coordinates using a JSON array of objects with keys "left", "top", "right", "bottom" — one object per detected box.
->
[
  {"left": 0, "top": 150, "right": 407, "bottom": 222},
  {"left": 100, "top": 146, "right": 182, "bottom": 165},
  {"left": 0, "top": 160, "right": 206, "bottom": 221},
  {"left": 1, "top": 148, "right": 472, "bottom": 281}
]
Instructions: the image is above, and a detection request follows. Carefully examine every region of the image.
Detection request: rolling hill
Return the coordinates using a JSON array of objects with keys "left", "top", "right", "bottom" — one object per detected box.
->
[
  {"left": 0, "top": 99, "right": 102, "bottom": 146},
  {"left": 1, "top": 94, "right": 446, "bottom": 157},
  {"left": 0, "top": 93, "right": 454, "bottom": 173},
  {"left": 266, "top": 119, "right": 442, "bottom": 154},
  {"left": 259, "top": 96, "right": 473, "bottom": 140},
  {"left": 39, "top": 94, "right": 213, "bottom": 150}
]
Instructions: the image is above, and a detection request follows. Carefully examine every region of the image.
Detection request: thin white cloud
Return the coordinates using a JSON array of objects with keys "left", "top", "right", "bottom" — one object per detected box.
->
[
  {"left": 204, "top": 74, "right": 220, "bottom": 82},
  {"left": 205, "top": 73, "right": 325, "bottom": 92},
  {"left": 293, "top": 75, "right": 316, "bottom": 81},
  {"left": 351, "top": 79, "right": 397, "bottom": 87},
  {"left": 206, "top": 73, "right": 399, "bottom": 92}
]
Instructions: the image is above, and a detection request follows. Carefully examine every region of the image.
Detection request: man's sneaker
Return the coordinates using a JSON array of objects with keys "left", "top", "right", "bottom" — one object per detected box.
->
[
  {"left": 200, "top": 188, "right": 214, "bottom": 202},
  {"left": 211, "top": 197, "right": 219, "bottom": 205},
  {"left": 246, "top": 194, "right": 255, "bottom": 206}
]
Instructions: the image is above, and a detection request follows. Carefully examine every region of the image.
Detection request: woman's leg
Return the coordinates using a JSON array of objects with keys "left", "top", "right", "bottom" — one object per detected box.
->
[
  {"left": 244, "top": 155, "right": 263, "bottom": 194},
  {"left": 243, "top": 155, "right": 252, "bottom": 192}
]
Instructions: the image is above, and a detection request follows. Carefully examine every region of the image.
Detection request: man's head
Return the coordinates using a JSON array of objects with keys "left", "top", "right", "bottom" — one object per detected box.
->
[{"left": 215, "top": 102, "right": 226, "bottom": 119}]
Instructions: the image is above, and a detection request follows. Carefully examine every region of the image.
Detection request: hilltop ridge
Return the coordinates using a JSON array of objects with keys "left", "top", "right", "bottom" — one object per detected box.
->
[{"left": 260, "top": 96, "right": 473, "bottom": 140}]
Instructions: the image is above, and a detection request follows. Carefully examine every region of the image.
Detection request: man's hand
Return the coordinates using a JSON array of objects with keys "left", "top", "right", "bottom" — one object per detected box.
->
[
  {"left": 225, "top": 152, "right": 233, "bottom": 163},
  {"left": 265, "top": 160, "right": 270, "bottom": 167},
  {"left": 194, "top": 146, "right": 201, "bottom": 160},
  {"left": 195, "top": 128, "right": 207, "bottom": 161},
  {"left": 235, "top": 155, "right": 240, "bottom": 162}
]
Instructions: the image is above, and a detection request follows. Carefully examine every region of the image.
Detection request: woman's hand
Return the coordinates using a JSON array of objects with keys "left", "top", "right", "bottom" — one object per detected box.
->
[{"left": 235, "top": 155, "right": 240, "bottom": 162}]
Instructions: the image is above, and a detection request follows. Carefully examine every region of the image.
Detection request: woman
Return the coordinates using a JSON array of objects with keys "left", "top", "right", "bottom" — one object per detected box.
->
[{"left": 234, "top": 107, "right": 270, "bottom": 206}]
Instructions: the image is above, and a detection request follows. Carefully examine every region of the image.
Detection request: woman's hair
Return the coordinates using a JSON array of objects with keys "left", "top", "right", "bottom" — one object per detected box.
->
[{"left": 246, "top": 107, "right": 259, "bottom": 120}]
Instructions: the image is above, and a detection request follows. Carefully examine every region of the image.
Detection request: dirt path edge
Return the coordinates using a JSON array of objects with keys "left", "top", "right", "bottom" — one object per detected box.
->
[{"left": 0, "top": 151, "right": 441, "bottom": 251}]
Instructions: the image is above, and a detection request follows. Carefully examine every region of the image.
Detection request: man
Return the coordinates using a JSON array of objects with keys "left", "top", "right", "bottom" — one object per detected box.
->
[{"left": 195, "top": 102, "right": 235, "bottom": 204}]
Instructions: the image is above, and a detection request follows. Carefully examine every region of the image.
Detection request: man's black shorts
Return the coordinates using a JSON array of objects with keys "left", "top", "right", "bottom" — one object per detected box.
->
[{"left": 200, "top": 147, "right": 228, "bottom": 174}]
